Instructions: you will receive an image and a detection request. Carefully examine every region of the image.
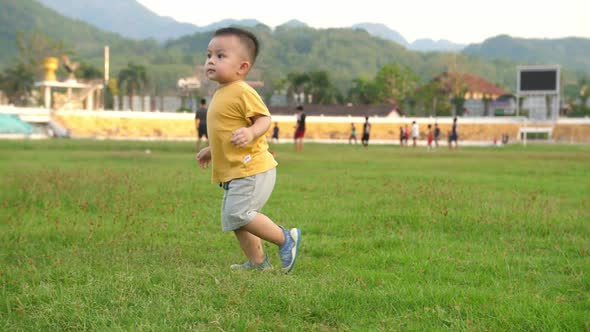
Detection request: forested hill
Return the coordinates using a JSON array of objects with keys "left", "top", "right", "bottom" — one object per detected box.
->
[
  {"left": 463, "top": 35, "right": 590, "bottom": 72},
  {"left": 165, "top": 25, "right": 517, "bottom": 91},
  {"left": 0, "top": 0, "right": 161, "bottom": 69}
]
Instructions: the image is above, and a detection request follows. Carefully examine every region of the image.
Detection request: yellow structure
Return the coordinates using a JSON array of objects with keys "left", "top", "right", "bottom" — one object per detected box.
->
[
  {"left": 42, "top": 57, "right": 59, "bottom": 82},
  {"left": 35, "top": 57, "right": 104, "bottom": 110}
]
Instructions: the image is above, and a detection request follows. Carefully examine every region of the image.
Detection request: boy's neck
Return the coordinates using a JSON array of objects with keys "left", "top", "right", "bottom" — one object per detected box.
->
[{"left": 218, "top": 78, "right": 245, "bottom": 88}]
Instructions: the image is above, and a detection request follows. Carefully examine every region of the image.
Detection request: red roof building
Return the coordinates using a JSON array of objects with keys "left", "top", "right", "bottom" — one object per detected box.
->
[{"left": 434, "top": 72, "right": 509, "bottom": 100}]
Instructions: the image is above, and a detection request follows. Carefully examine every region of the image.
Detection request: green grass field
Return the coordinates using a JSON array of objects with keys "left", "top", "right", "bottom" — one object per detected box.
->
[{"left": 1, "top": 140, "right": 589, "bottom": 331}]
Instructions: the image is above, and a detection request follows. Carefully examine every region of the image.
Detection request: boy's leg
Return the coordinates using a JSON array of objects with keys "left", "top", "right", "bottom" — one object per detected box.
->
[
  {"left": 224, "top": 168, "right": 301, "bottom": 273},
  {"left": 224, "top": 169, "right": 283, "bottom": 262},
  {"left": 241, "top": 212, "right": 301, "bottom": 274},
  {"left": 241, "top": 212, "right": 285, "bottom": 246},
  {"left": 234, "top": 229, "right": 266, "bottom": 265},
  {"left": 234, "top": 211, "right": 285, "bottom": 266}
]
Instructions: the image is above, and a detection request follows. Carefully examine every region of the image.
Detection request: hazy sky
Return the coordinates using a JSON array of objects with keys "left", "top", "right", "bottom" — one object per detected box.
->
[{"left": 137, "top": 0, "right": 588, "bottom": 44}]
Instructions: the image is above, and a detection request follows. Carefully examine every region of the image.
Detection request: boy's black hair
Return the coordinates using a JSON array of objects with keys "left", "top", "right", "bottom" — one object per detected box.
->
[
  {"left": 214, "top": 27, "right": 259, "bottom": 64},
  {"left": 200, "top": 98, "right": 206, "bottom": 104}
]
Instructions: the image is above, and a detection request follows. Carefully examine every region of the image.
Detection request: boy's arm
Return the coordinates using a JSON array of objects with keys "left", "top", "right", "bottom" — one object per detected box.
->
[{"left": 230, "top": 115, "right": 271, "bottom": 148}]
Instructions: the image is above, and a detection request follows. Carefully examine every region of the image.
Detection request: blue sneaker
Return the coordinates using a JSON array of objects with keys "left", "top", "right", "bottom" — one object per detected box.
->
[
  {"left": 279, "top": 227, "right": 301, "bottom": 274},
  {"left": 230, "top": 255, "right": 273, "bottom": 271}
]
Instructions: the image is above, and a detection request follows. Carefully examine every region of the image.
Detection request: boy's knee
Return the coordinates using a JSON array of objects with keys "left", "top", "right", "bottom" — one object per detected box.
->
[{"left": 222, "top": 206, "right": 256, "bottom": 231}]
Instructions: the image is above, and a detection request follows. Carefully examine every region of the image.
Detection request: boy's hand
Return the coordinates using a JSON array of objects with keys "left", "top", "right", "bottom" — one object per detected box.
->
[
  {"left": 230, "top": 127, "right": 254, "bottom": 147},
  {"left": 196, "top": 147, "right": 211, "bottom": 168}
]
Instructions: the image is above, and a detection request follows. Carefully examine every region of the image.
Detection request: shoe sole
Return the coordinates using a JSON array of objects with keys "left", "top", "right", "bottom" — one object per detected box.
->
[{"left": 283, "top": 228, "right": 301, "bottom": 274}]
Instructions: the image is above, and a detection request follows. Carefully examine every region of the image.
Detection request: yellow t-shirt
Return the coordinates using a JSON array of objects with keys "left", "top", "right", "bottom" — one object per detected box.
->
[{"left": 207, "top": 80, "right": 277, "bottom": 183}]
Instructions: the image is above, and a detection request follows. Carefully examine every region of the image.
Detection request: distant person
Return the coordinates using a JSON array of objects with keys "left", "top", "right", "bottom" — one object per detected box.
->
[
  {"left": 362, "top": 116, "right": 371, "bottom": 148},
  {"left": 294, "top": 105, "right": 306, "bottom": 152},
  {"left": 271, "top": 122, "right": 279, "bottom": 143},
  {"left": 195, "top": 98, "right": 208, "bottom": 152},
  {"left": 447, "top": 130, "right": 452, "bottom": 149},
  {"left": 502, "top": 133, "right": 509, "bottom": 145},
  {"left": 195, "top": 27, "right": 301, "bottom": 273},
  {"left": 411, "top": 121, "right": 419, "bottom": 148},
  {"left": 427, "top": 124, "right": 433, "bottom": 151},
  {"left": 349, "top": 123, "right": 357, "bottom": 144},
  {"left": 450, "top": 117, "right": 459, "bottom": 149},
  {"left": 399, "top": 126, "right": 404, "bottom": 146},
  {"left": 403, "top": 124, "right": 409, "bottom": 146},
  {"left": 434, "top": 123, "right": 441, "bottom": 148}
]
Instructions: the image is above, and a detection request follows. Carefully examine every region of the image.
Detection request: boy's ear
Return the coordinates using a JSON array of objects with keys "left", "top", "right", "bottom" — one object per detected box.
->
[{"left": 238, "top": 61, "right": 251, "bottom": 75}]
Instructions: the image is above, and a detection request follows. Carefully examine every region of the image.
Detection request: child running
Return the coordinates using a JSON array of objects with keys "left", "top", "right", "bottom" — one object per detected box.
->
[{"left": 196, "top": 27, "right": 301, "bottom": 273}]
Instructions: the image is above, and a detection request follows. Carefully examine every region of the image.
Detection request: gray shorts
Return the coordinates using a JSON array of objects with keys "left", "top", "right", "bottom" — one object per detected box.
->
[{"left": 221, "top": 167, "right": 276, "bottom": 232}]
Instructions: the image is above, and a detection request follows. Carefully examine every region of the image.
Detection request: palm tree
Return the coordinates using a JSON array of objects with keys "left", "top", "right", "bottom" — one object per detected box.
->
[
  {"left": 348, "top": 78, "right": 378, "bottom": 105},
  {"left": 117, "top": 63, "right": 148, "bottom": 111},
  {"left": 374, "top": 64, "right": 419, "bottom": 107},
  {"left": 76, "top": 62, "right": 103, "bottom": 80},
  {"left": 413, "top": 80, "right": 447, "bottom": 116},
  {"left": 437, "top": 72, "right": 468, "bottom": 116},
  {"left": 307, "top": 71, "right": 338, "bottom": 104},
  {"left": 286, "top": 72, "right": 310, "bottom": 105}
]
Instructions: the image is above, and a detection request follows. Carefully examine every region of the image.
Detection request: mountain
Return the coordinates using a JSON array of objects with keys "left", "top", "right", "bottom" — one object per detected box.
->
[
  {"left": 36, "top": 0, "right": 197, "bottom": 41},
  {"left": 32, "top": 0, "right": 465, "bottom": 52},
  {"left": 31, "top": 0, "right": 468, "bottom": 53},
  {"left": 410, "top": 39, "right": 465, "bottom": 52},
  {"left": 463, "top": 35, "right": 590, "bottom": 71},
  {"left": 352, "top": 23, "right": 408, "bottom": 47},
  {"left": 351, "top": 23, "right": 467, "bottom": 52},
  {"left": 279, "top": 19, "right": 309, "bottom": 28},
  {"left": 199, "top": 19, "right": 263, "bottom": 32},
  {"left": 36, "top": 0, "right": 263, "bottom": 41}
]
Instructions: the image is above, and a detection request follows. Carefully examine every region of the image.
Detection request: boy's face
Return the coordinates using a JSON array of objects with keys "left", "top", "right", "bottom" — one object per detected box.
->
[{"left": 205, "top": 35, "right": 250, "bottom": 85}]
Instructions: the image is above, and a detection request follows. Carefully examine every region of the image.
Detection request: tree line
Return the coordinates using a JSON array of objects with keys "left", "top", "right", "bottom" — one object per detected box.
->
[{"left": 1, "top": 31, "right": 588, "bottom": 116}]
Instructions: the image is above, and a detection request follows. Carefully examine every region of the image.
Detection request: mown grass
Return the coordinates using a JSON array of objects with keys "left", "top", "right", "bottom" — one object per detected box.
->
[{"left": 1, "top": 139, "right": 589, "bottom": 331}]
